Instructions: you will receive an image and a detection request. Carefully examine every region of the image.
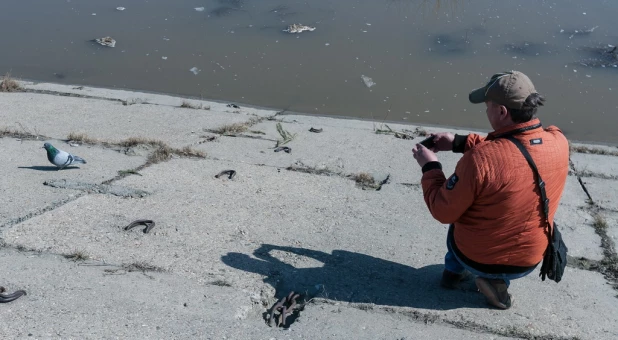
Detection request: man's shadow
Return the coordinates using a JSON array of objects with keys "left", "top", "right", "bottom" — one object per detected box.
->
[{"left": 222, "top": 244, "right": 484, "bottom": 311}]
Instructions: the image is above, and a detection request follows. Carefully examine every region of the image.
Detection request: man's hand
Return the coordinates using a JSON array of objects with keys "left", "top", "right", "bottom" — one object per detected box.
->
[
  {"left": 425, "top": 132, "right": 455, "bottom": 152},
  {"left": 412, "top": 143, "right": 438, "bottom": 167}
]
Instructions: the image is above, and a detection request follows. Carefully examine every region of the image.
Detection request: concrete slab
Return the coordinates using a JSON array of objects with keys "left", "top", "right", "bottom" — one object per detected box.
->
[
  {"left": 0, "top": 248, "right": 519, "bottom": 339},
  {"left": 4, "top": 158, "right": 617, "bottom": 339},
  {"left": 555, "top": 204, "right": 604, "bottom": 260},
  {"left": 20, "top": 81, "right": 276, "bottom": 118},
  {"left": 603, "top": 210, "right": 618, "bottom": 245},
  {"left": 554, "top": 176, "right": 604, "bottom": 260},
  {"left": 570, "top": 153, "right": 618, "bottom": 179},
  {"left": 578, "top": 177, "right": 618, "bottom": 212},
  {"left": 0, "top": 138, "right": 145, "bottom": 227},
  {"left": 1, "top": 92, "right": 257, "bottom": 149},
  {"left": 2, "top": 159, "right": 444, "bottom": 282},
  {"left": 1, "top": 84, "right": 617, "bottom": 339},
  {"left": 202, "top": 118, "right": 464, "bottom": 185},
  {"left": 559, "top": 176, "right": 593, "bottom": 208}
]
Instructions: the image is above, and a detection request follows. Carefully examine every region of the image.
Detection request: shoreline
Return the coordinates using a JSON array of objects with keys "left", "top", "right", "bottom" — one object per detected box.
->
[{"left": 12, "top": 77, "right": 618, "bottom": 148}]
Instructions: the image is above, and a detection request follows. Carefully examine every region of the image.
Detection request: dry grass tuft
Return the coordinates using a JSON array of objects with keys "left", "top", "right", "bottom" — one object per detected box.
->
[
  {"left": 65, "top": 133, "right": 205, "bottom": 165},
  {"left": 118, "top": 169, "right": 142, "bottom": 176},
  {"left": 592, "top": 212, "right": 608, "bottom": 231},
  {"left": 1, "top": 127, "right": 37, "bottom": 139},
  {"left": 354, "top": 172, "right": 376, "bottom": 186},
  {"left": 286, "top": 164, "right": 337, "bottom": 176},
  {"left": 212, "top": 122, "right": 249, "bottom": 135},
  {"left": 176, "top": 146, "right": 206, "bottom": 158},
  {"left": 123, "top": 262, "right": 165, "bottom": 272},
  {"left": 122, "top": 98, "right": 147, "bottom": 106},
  {"left": 570, "top": 144, "right": 618, "bottom": 157},
  {"left": 67, "top": 132, "right": 100, "bottom": 144},
  {"left": 147, "top": 145, "right": 173, "bottom": 164},
  {"left": 64, "top": 250, "right": 89, "bottom": 262},
  {"left": 210, "top": 280, "right": 232, "bottom": 287},
  {"left": 180, "top": 100, "right": 209, "bottom": 110},
  {"left": 146, "top": 144, "right": 205, "bottom": 164},
  {"left": 0, "top": 73, "right": 22, "bottom": 92},
  {"left": 118, "top": 137, "right": 166, "bottom": 148},
  {"left": 414, "top": 127, "right": 428, "bottom": 137}
]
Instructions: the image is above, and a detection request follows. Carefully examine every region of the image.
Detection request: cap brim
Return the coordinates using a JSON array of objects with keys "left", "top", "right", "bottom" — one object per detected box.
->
[{"left": 468, "top": 86, "right": 487, "bottom": 104}]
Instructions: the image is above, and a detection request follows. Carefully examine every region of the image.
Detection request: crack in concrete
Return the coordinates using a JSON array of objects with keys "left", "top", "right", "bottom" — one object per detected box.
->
[
  {"left": 569, "top": 169, "right": 618, "bottom": 180},
  {"left": 285, "top": 163, "right": 391, "bottom": 190},
  {"left": 24, "top": 88, "right": 129, "bottom": 104},
  {"left": 311, "top": 299, "right": 580, "bottom": 340},
  {"left": 0, "top": 192, "right": 86, "bottom": 229},
  {"left": 568, "top": 158, "right": 618, "bottom": 293},
  {"left": 43, "top": 179, "right": 150, "bottom": 198}
]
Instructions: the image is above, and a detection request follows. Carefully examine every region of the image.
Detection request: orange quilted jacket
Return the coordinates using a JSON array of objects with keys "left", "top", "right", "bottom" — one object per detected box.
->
[{"left": 421, "top": 119, "right": 570, "bottom": 267}]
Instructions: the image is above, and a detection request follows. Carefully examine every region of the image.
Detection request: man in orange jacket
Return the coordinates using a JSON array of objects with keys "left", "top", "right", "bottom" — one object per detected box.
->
[{"left": 411, "top": 71, "right": 569, "bottom": 309}]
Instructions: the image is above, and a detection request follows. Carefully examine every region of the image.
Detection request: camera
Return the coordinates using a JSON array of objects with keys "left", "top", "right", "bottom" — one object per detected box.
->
[{"left": 419, "top": 136, "right": 436, "bottom": 149}]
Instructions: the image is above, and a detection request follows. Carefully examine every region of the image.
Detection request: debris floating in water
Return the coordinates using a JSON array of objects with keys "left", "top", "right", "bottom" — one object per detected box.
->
[
  {"left": 189, "top": 67, "right": 201, "bottom": 75},
  {"left": 283, "top": 24, "right": 316, "bottom": 34},
  {"left": 162, "top": 56, "right": 168, "bottom": 60},
  {"left": 95, "top": 36, "right": 116, "bottom": 47},
  {"left": 195, "top": 7, "right": 205, "bottom": 12},
  {"left": 361, "top": 75, "right": 376, "bottom": 88},
  {"left": 116, "top": 7, "right": 126, "bottom": 11}
]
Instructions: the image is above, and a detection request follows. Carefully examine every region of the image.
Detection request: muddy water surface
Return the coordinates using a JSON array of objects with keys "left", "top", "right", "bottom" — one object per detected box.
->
[{"left": 1, "top": 0, "right": 617, "bottom": 143}]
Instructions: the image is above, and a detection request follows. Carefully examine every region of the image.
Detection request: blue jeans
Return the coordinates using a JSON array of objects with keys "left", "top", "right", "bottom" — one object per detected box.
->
[{"left": 444, "top": 225, "right": 536, "bottom": 287}]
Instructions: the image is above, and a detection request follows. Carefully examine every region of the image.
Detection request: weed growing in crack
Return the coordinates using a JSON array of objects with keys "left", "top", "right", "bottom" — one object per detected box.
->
[
  {"left": 286, "top": 163, "right": 337, "bottom": 176},
  {"left": 0, "top": 72, "right": 22, "bottom": 92},
  {"left": 210, "top": 280, "right": 232, "bottom": 287},
  {"left": 354, "top": 172, "right": 376, "bottom": 186},
  {"left": 67, "top": 132, "right": 100, "bottom": 145},
  {"left": 118, "top": 169, "right": 142, "bottom": 176},
  {"left": 123, "top": 262, "right": 165, "bottom": 273},
  {"left": 147, "top": 145, "right": 173, "bottom": 164},
  {"left": 593, "top": 212, "right": 608, "bottom": 230},
  {"left": 64, "top": 133, "right": 206, "bottom": 165},
  {"left": 570, "top": 144, "right": 618, "bottom": 156},
  {"left": 374, "top": 124, "right": 424, "bottom": 139},
  {"left": 117, "top": 137, "right": 165, "bottom": 148},
  {"left": 212, "top": 122, "right": 249, "bottom": 135},
  {"left": 351, "top": 172, "right": 390, "bottom": 190},
  {"left": 64, "top": 250, "right": 89, "bottom": 262},
  {"left": 209, "top": 116, "right": 264, "bottom": 136},
  {"left": 0, "top": 127, "right": 38, "bottom": 140},
  {"left": 180, "top": 100, "right": 210, "bottom": 110},
  {"left": 356, "top": 303, "right": 374, "bottom": 311},
  {"left": 122, "top": 98, "right": 147, "bottom": 106}
]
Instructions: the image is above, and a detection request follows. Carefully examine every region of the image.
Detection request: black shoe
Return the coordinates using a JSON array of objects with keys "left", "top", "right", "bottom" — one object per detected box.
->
[{"left": 440, "top": 269, "right": 471, "bottom": 289}]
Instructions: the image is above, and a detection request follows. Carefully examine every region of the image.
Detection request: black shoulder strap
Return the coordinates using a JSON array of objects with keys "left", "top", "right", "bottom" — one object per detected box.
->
[{"left": 504, "top": 136, "right": 552, "bottom": 239}]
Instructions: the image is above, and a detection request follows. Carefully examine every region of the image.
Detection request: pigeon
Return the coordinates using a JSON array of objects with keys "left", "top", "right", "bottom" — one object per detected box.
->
[{"left": 42, "top": 143, "right": 87, "bottom": 170}]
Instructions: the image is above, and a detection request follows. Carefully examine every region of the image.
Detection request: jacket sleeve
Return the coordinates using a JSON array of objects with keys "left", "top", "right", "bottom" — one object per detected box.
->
[
  {"left": 420, "top": 154, "right": 480, "bottom": 224},
  {"left": 465, "top": 134, "right": 486, "bottom": 152}
]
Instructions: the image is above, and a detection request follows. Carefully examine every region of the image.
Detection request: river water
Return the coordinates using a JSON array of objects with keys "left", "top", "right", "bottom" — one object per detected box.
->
[{"left": 1, "top": 0, "right": 617, "bottom": 144}]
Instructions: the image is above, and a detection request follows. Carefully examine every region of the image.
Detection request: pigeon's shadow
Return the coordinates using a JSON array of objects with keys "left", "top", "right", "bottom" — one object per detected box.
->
[
  {"left": 18, "top": 166, "right": 80, "bottom": 171},
  {"left": 222, "top": 244, "right": 485, "bottom": 311}
]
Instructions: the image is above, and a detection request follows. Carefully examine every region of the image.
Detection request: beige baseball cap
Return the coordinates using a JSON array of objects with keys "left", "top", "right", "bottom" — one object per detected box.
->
[{"left": 468, "top": 71, "right": 537, "bottom": 110}]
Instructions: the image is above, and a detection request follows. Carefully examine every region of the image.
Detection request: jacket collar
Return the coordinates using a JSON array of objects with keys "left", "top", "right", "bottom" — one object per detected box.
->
[{"left": 487, "top": 118, "right": 543, "bottom": 140}]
